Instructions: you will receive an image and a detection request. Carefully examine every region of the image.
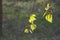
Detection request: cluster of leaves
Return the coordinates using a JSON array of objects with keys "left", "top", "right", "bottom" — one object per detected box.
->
[
  {"left": 43, "top": 3, "right": 52, "bottom": 23},
  {"left": 24, "top": 3, "right": 53, "bottom": 34},
  {"left": 24, "top": 14, "right": 37, "bottom": 33}
]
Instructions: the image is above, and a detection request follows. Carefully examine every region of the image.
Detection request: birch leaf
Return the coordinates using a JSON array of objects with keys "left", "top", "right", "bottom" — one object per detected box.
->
[
  {"left": 45, "top": 3, "right": 50, "bottom": 11},
  {"left": 30, "top": 24, "right": 37, "bottom": 31},
  {"left": 24, "top": 29, "right": 29, "bottom": 33},
  {"left": 45, "top": 14, "right": 52, "bottom": 23},
  {"left": 29, "top": 14, "right": 36, "bottom": 23}
]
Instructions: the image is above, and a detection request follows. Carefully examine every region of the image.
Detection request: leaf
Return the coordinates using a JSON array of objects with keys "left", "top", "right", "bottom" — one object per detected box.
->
[
  {"left": 29, "top": 14, "right": 36, "bottom": 23},
  {"left": 45, "top": 3, "right": 50, "bottom": 11},
  {"left": 24, "top": 29, "right": 29, "bottom": 33},
  {"left": 45, "top": 13, "right": 52, "bottom": 23},
  {"left": 30, "top": 24, "right": 37, "bottom": 31}
]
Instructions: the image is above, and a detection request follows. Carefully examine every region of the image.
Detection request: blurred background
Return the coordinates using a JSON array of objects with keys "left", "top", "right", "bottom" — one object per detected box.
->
[{"left": 2, "top": 0, "right": 60, "bottom": 40}]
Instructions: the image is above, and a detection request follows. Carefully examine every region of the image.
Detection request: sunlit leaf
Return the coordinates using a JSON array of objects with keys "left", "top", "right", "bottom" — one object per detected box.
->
[
  {"left": 30, "top": 24, "right": 37, "bottom": 31},
  {"left": 45, "top": 3, "right": 50, "bottom": 11},
  {"left": 29, "top": 14, "right": 36, "bottom": 23},
  {"left": 24, "top": 29, "right": 29, "bottom": 33},
  {"left": 45, "top": 13, "right": 52, "bottom": 23}
]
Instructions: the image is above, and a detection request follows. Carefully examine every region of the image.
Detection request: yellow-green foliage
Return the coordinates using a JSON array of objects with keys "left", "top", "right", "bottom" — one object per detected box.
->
[
  {"left": 45, "top": 3, "right": 50, "bottom": 11},
  {"left": 29, "top": 14, "right": 36, "bottom": 24},
  {"left": 45, "top": 13, "right": 52, "bottom": 23},
  {"left": 43, "top": 3, "right": 53, "bottom": 23},
  {"left": 24, "top": 3, "right": 53, "bottom": 33},
  {"left": 30, "top": 24, "right": 37, "bottom": 31},
  {"left": 43, "top": 3, "right": 50, "bottom": 17},
  {"left": 24, "top": 29, "right": 29, "bottom": 33},
  {"left": 24, "top": 14, "right": 37, "bottom": 33}
]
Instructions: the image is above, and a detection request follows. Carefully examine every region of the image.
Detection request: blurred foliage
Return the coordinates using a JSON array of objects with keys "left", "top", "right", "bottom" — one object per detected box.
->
[{"left": 2, "top": 0, "right": 60, "bottom": 40}]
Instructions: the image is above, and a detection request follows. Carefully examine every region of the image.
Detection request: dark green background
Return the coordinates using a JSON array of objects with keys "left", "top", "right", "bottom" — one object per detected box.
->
[{"left": 2, "top": 0, "right": 60, "bottom": 40}]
